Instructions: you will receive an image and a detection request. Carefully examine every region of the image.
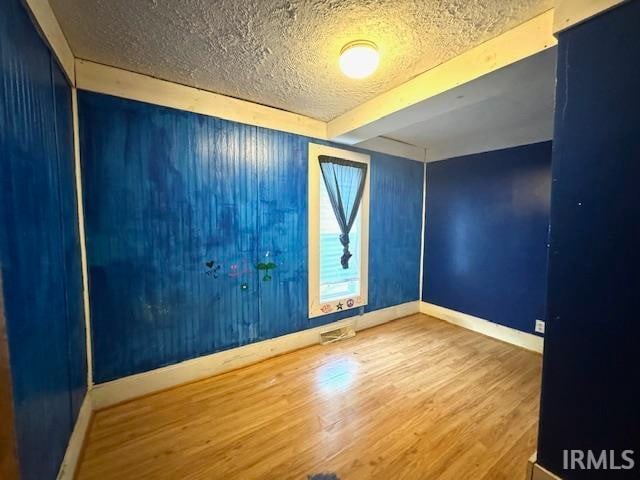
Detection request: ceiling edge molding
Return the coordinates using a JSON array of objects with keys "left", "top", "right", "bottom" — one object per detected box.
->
[
  {"left": 21, "top": 2, "right": 556, "bottom": 163},
  {"left": 553, "top": 0, "right": 627, "bottom": 33},
  {"left": 355, "top": 137, "right": 426, "bottom": 163},
  {"left": 75, "top": 59, "right": 328, "bottom": 140},
  {"left": 74, "top": 60, "right": 429, "bottom": 162},
  {"left": 23, "top": 0, "right": 75, "bottom": 84},
  {"left": 326, "top": 9, "right": 556, "bottom": 144},
  {"left": 425, "top": 134, "right": 554, "bottom": 163}
]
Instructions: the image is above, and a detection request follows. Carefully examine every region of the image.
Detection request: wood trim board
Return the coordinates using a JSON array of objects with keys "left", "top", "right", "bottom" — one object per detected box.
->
[
  {"left": 91, "top": 301, "right": 420, "bottom": 410},
  {"left": 23, "top": 0, "right": 75, "bottom": 84},
  {"left": 420, "top": 302, "right": 544, "bottom": 353},
  {"left": 553, "top": 0, "right": 627, "bottom": 33},
  {"left": 75, "top": 59, "right": 328, "bottom": 140}
]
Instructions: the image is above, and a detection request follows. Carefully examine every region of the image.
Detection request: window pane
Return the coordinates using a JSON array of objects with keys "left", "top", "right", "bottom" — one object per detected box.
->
[{"left": 319, "top": 176, "right": 361, "bottom": 303}]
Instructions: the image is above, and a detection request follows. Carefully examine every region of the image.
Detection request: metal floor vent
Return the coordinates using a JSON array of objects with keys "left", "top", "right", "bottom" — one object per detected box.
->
[{"left": 320, "top": 325, "right": 355, "bottom": 345}]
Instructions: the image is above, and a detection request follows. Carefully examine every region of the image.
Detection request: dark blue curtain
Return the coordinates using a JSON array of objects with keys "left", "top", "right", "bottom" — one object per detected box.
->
[{"left": 318, "top": 155, "right": 367, "bottom": 269}]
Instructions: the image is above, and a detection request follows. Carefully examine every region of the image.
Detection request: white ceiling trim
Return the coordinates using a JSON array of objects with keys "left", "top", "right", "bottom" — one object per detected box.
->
[
  {"left": 424, "top": 131, "right": 554, "bottom": 163},
  {"left": 23, "top": 0, "right": 75, "bottom": 84},
  {"left": 553, "top": 0, "right": 627, "bottom": 33},
  {"left": 26, "top": 2, "right": 554, "bottom": 162},
  {"left": 49, "top": 0, "right": 554, "bottom": 122},
  {"left": 355, "top": 137, "right": 425, "bottom": 162},
  {"left": 76, "top": 59, "right": 430, "bottom": 161},
  {"left": 75, "top": 59, "right": 328, "bottom": 140}
]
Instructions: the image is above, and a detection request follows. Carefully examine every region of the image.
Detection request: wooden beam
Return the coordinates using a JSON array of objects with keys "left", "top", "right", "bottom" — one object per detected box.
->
[
  {"left": 75, "top": 59, "right": 328, "bottom": 140},
  {"left": 22, "top": 0, "right": 75, "bottom": 85},
  {"left": 327, "top": 10, "right": 556, "bottom": 144},
  {"left": 554, "top": 0, "right": 627, "bottom": 33}
]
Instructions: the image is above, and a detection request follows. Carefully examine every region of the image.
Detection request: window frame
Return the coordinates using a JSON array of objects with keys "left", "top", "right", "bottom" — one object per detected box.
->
[{"left": 308, "top": 143, "right": 370, "bottom": 318}]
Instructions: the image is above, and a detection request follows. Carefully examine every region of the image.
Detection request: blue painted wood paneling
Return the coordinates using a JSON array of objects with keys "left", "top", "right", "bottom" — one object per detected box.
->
[
  {"left": 0, "top": 0, "right": 86, "bottom": 478},
  {"left": 255, "top": 127, "right": 310, "bottom": 339},
  {"left": 78, "top": 92, "right": 423, "bottom": 383},
  {"left": 367, "top": 151, "right": 423, "bottom": 309},
  {"left": 52, "top": 59, "right": 87, "bottom": 422},
  {"left": 422, "top": 142, "right": 552, "bottom": 334},
  {"left": 537, "top": 2, "right": 640, "bottom": 477}
]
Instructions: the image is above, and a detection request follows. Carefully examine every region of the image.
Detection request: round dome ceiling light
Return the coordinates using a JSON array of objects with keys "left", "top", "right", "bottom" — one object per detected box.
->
[{"left": 339, "top": 40, "right": 379, "bottom": 79}]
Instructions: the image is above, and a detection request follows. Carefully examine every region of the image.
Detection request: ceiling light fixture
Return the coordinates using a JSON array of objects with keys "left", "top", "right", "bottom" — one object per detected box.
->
[{"left": 339, "top": 40, "right": 379, "bottom": 79}]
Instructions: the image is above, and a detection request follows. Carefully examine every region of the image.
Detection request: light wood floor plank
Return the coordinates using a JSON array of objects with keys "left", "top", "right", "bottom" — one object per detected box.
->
[{"left": 77, "top": 314, "right": 542, "bottom": 480}]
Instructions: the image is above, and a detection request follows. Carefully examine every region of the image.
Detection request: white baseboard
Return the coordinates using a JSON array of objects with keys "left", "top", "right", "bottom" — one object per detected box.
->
[
  {"left": 91, "top": 301, "right": 419, "bottom": 409},
  {"left": 57, "top": 394, "right": 92, "bottom": 480},
  {"left": 531, "top": 463, "right": 563, "bottom": 480},
  {"left": 59, "top": 300, "right": 540, "bottom": 477},
  {"left": 527, "top": 451, "right": 538, "bottom": 480},
  {"left": 420, "top": 301, "right": 544, "bottom": 353},
  {"left": 526, "top": 452, "right": 562, "bottom": 480}
]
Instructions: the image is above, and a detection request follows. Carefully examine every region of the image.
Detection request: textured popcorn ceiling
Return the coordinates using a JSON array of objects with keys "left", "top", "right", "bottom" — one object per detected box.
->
[{"left": 50, "top": 0, "right": 553, "bottom": 121}]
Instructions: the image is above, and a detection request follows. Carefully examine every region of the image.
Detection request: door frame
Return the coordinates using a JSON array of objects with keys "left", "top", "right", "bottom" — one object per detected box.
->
[{"left": 0, "top": 276, "right": 20, "bottom": 479}]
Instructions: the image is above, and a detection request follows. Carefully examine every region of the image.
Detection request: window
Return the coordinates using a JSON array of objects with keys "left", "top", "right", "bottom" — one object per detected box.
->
[{"left": 308, "top": 143, "right": 369, "bottom": 317}]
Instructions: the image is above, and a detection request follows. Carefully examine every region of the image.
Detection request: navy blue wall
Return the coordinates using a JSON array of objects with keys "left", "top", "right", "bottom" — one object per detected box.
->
[
  {"left": 422, "top": 142, "right": 551, "bottom": 335},
  {"left": 0, "top": 0, "right": 87, "bottom": 479},
  {"left": 78, "top": 92, "right": 423, "bottom": 383},
  {"left": 537, "top": 2, "right": 640, "bottom": 478}
]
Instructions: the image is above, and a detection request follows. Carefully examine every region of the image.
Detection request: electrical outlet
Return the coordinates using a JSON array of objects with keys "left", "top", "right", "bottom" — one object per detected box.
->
[{"left": 535, "top": 319, "right": 545, "bottom": 334}]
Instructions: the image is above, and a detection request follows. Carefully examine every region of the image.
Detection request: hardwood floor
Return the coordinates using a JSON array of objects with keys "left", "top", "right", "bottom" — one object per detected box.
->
[{"left": 77, "top": 314, "right": 542, "bottom": 480}]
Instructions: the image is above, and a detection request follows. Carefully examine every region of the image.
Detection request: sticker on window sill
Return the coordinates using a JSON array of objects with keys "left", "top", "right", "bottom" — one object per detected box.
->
[{"left": 314, "top": 298, "right": 363, "bottom": 316}]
